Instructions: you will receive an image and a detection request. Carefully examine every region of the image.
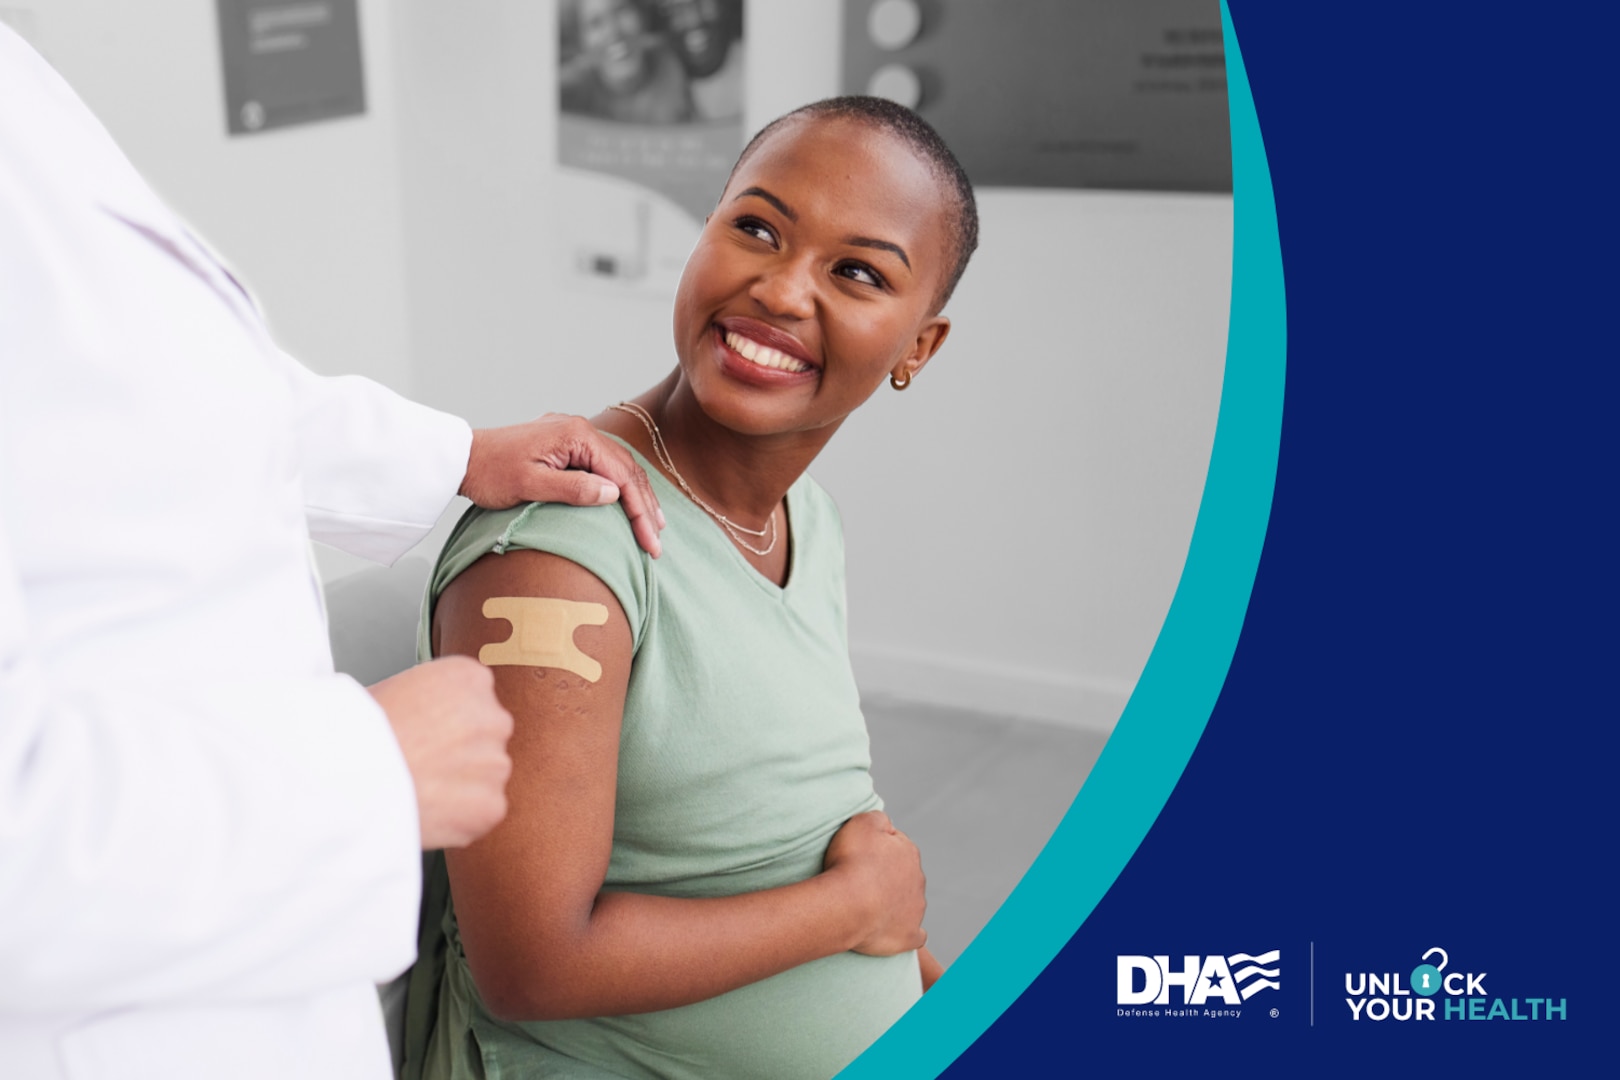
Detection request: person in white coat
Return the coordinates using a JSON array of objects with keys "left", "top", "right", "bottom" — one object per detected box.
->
[{"left": 0, "top": 24, "right": 666, "bottom": 1079}]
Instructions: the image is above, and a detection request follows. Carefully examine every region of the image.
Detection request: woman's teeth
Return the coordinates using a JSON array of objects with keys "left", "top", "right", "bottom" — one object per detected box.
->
[{"left": 725, "top": 330, "right": 811, "bottom": 373}]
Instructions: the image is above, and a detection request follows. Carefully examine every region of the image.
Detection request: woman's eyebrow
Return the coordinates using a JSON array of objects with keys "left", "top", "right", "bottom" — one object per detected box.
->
[
  {"left": 732, "top": 186, "right": 911, "bottom": 270},
  {"left": 732, "top": 186, "right": 796, "bottom": 221},
  {"left": 846, "top": 236, "right": 911, "bottom": 270}
]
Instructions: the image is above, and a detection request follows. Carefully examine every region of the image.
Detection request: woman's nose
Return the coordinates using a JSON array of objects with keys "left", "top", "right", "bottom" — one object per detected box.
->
[{"left": 748, "top": 258, "right": 816, "bottom": 321}]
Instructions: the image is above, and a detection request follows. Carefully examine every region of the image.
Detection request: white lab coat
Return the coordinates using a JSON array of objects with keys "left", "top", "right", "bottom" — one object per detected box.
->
[{"left": 1, "top": 26, "right": 471, "bottom": 1079}]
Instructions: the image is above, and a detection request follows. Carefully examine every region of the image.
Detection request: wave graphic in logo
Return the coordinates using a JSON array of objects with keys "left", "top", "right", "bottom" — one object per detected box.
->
[{"left": 1228, "top": 950, "right": 1281, "bottom": 1000}]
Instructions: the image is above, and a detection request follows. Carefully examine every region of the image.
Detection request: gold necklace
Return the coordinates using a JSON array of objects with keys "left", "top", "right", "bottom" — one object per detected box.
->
[{"left": 609, "top": 402, "right": 779, "bottom": 557}]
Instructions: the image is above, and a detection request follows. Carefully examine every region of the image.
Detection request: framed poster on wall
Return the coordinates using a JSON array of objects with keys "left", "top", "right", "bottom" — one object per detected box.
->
[
  {"left": 557, "top": 0, "right": 746, "bottom": 295},
  {"left": 216, "top": 0, "right": 366, "bottom": 135}
]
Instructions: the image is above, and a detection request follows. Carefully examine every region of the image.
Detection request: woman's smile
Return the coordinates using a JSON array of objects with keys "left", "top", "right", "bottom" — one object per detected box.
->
[
  {"left": 720, "top": 321, "right": 816, "bottom": 374},
  {"left": 711, "top": 318, "right": 819, "bottom": 389}
]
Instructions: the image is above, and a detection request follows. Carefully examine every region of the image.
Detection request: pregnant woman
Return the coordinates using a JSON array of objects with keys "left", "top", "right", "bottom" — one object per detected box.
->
[{"left": 409, "top": 95, "right": 978, "bottom": 1080}]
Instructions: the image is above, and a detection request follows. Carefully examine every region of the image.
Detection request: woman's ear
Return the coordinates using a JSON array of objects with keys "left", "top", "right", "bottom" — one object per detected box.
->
[{"left": 892, "top": 316, "right": 952, "bottom": 384}]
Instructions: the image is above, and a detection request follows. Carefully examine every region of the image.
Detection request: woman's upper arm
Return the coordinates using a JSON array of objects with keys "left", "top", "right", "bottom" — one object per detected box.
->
[{"left": 430, "top": 546, "right": 633, "bottom": 1015}]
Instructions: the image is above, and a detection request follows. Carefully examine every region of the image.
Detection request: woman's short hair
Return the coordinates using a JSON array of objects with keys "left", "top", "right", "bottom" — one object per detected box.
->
[{"left": 729, "top": 96, "right": 980, "bottom": 310}]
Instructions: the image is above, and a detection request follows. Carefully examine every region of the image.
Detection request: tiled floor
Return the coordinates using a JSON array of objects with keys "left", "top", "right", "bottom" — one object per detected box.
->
[{"left": 862, "top": 696, "right": 1109, "bottom": 966}]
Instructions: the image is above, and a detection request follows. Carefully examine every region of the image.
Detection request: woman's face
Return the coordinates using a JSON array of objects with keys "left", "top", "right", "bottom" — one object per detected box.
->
[
  {"left": 579, "top": 0, "right": 649, "bottom": 91},
  {"left": 672, "top": 117, "right": 953, "bottom": 440}
]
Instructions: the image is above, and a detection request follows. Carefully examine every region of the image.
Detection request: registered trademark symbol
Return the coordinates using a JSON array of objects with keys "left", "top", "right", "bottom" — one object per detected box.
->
[{"left": 1270, "top": 1008, "right": 1279, "bottom": 1018}]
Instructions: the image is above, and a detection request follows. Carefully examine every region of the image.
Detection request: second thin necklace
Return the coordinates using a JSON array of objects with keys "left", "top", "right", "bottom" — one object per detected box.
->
[{"left": 609, "top": 401, "right": 780, "bottom": 557}]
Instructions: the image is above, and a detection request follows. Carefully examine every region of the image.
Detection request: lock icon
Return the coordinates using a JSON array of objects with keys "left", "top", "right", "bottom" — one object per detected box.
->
[{"left": 1410, "top": 946, "right": 1447, "bottom": 997}]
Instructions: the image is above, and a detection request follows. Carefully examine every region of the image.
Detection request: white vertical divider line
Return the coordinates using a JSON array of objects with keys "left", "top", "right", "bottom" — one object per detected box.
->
[{"left": 1310, "top": 941, "right": 1315, "bottom": 1026}]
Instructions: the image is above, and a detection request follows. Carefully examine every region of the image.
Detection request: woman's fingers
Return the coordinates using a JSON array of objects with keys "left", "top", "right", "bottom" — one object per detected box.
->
[{"left": 824, "top": 811, "right": 927, "bottom": 956}]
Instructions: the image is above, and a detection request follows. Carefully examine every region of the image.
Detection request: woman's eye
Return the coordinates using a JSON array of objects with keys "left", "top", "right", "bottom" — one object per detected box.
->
[
  {"left": 837, "top": 262, "right": 886, "bottom": 289},
  {"left": 735, "top": 217, "right": 777, "bottom": 245}
]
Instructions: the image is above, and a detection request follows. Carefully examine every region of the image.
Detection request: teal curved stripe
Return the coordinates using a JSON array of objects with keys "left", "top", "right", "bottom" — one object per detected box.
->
[{"left": 837, "top": 4, "right": 1285, "bottom": 1077}]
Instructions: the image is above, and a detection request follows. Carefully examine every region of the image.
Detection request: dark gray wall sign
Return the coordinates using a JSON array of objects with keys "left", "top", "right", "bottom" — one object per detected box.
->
[
  {"left": 842, "top": 0, "right": 1231, "bottom": 192},
  {"left": 217, "top": 0, "right": 366, "bottom": 135}
]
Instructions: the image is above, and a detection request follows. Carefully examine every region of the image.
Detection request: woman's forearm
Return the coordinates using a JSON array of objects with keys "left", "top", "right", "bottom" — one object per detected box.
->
[
  {"left": 479, "top": 873, "right": 862, "bottom": 1021},
  {"left": 459, "top": 809, "right": 927, "bottom": 1022}
]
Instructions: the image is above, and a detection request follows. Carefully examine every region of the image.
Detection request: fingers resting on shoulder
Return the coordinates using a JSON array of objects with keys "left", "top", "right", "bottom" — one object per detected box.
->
[{"left": 460, "top": 413, "right": 665, "bottom": 557}]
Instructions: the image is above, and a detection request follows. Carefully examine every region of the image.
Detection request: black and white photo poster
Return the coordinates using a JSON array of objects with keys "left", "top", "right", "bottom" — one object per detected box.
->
[{"left": 556, "top": 0, "right": 744, "bottom": 294}]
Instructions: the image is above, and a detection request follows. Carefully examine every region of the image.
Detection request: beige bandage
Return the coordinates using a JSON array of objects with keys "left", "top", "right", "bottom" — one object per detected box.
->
[{"left": 478, "top": 597, "right": 611, "bottom": 682}]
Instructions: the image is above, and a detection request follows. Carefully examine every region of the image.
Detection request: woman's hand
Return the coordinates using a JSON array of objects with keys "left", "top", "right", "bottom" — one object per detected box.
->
[{"left": 823, "top": 811, "right": 928, "bottom": 957}]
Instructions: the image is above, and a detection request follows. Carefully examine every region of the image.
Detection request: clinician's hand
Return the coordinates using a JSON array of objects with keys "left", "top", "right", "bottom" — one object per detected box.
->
[
  {"left": 460, "top": 414, "right": 665, "bottom": 557},
  {"left": 822, "top": 810, "right": 928, "bottom": 957},
  {"left": 368, "top": 657, "right": 515, "bottom": 850}
]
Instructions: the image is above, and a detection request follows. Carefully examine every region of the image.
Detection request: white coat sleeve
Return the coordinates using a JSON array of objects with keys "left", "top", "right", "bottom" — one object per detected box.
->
[
  {"left": 0, "top": 512, "right": 423, "bottom": 1012},
  {"left": 281, "top": 353, "right": 473, "bottom": 566}
]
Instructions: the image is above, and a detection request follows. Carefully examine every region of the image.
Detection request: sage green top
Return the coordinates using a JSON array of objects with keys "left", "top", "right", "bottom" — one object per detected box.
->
[{"left": 408, "top": 439, "right": 919, "bottom": 1080}]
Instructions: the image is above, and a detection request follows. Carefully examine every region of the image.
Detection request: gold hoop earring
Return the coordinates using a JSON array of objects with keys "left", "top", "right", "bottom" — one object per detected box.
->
[{"left": 890, "top": 370, "right": 912, "bottom": 391}]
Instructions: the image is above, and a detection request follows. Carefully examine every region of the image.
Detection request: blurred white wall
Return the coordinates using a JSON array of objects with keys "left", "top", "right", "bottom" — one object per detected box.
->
[
  {"left": 9, "top": 1, "right": 1230, "bottom": 730},
  {"left": 8, "top": 0, "right": 415, "bottom": 394}
]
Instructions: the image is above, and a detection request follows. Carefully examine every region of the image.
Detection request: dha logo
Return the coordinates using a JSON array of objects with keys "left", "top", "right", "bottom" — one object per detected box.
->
[
  {"left": 1117, "top": 951, "right": 1281, "bottom": 1006},
  {"left": 1343, "top": 946, "right": 1566, "bottom": 1022}
]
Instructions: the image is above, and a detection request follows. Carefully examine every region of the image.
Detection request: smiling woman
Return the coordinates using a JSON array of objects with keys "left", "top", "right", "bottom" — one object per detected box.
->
[{"left": 404, "top": 97, "right": 979, "bottom": 1080}]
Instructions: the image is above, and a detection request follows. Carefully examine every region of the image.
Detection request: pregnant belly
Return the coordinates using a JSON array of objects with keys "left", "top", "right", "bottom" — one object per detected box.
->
[{"left": 483, "top": 949, "right": 921, "bottom": 1080}]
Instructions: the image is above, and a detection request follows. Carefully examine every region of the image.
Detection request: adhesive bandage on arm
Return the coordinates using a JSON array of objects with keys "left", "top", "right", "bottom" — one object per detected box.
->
[{"left": 478, "top": 597, "right": 612, "bottom": 682}]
